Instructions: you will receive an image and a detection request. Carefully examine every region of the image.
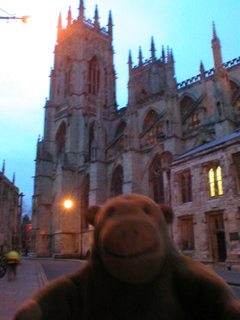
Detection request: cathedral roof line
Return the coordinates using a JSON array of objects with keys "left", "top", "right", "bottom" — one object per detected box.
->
[{"left": 174, "top": 131, "right": 240, "bottom": 162}]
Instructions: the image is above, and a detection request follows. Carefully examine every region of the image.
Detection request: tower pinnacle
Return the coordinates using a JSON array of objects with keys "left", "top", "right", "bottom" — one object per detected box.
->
[
  {"left": 151, "top": 36, "right": 156, "bottom": 62},
  {"left": 108, "top": 10, "right": 113, "bottom": 41},
  {"left": 94, "top": 5, "right": 100, "bottom": 30},
  {"left": 2, "top": 159, "right": 5, "bottom": 175},
  {"left": 211, "top": 22, "right": 223, "bottom": 75},
  {"left": 57, "top": 12, "right": 62, "bottom": 42},
  {"left": 67, "top": 6, "right": 72, "bottom": 27},
  {"left": 128, "top": 50, "right": 132, "bottom": 73},
  {"left": 138, "top": 46, "right": 143, "bottom": 67},
  {"left": 79, "top": 0, "right": 85, "bottom": 20},
  {"left": 212, "top": 21, "right": 217, "bottom": 39}
]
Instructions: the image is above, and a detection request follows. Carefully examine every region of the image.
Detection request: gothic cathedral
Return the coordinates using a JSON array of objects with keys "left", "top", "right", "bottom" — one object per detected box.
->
[{"left": 31, "top": 1, "right": 240, "bottom": 264}]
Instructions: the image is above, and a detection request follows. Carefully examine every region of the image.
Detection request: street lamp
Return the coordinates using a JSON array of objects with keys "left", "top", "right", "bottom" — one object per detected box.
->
[
  {"left": 64, "top": 200, "right": 73, "bottom": 209},
  {"left": 0, "top": 9, "right": 30, "bottom": 24}
]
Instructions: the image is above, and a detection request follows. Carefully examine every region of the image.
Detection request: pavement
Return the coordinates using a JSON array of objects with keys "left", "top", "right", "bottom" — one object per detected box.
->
[
  {"left": 0, "top": 259, "right": 47, "bottom": 320},
  {"left": 0, "top": 259, "right": 240, "bottom": 320}
]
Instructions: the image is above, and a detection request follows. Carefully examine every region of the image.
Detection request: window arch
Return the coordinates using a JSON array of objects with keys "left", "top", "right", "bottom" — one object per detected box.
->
[
  {"left": 180, "top": 95, "right": 194, "bottom": 118},
  {"left": 111, "top": 165, "right": 123, "bottom": 197},
  {"left": 149, "top": 155, "right": 164, "bottom": 204},
  {"left": 115, "top": 121, "right": 126, "bottom": 139},
  {"left": 88, "top": 56, "right": 100, "bottom": 96},
  {"left": 64, "top": 69, "right": 71, "bottom": 98},
  {"left": 208, "top": 165, "right": 223, "bottom": 197},
  {"left": 56, "top": 122, "right": 67, "bottom": 159},
  {"left": 143, "top": 109, "right": 158, "bottom": 131}
]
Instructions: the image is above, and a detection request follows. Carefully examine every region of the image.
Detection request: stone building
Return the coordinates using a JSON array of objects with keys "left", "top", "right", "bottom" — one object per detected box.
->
[
  {"left": 0, "top": 160, "right": 23, "bottom": 254},
  {"left": 31, "top": 0, "right": 240, "bottom": 264}
]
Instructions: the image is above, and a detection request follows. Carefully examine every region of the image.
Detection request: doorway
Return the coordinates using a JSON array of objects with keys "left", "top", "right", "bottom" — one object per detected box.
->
[{"left": 207, "top": 212, "right": 227, "bottom": 262}]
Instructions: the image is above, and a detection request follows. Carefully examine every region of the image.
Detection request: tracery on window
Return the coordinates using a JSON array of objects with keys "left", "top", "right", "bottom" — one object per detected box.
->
[
  {"left": 180, "top": 95, "right": 194, "bottom": 119},
  {"left": 56, "top": 122, "right": 66, "bottom": 160},
  {"left": 143, "top": 109, "right": 158, "bottom": 131},
  {"left": 208, "top": 165, "right": 223, "bottom": 198},
  {"left": 111, "top": 165, "right": 123, "bottom": 197},
  {"left": 142, "top": 110, "right": 164, "bottom": 148},
  {"left": 149, "top": 155, "right": 164, "bottom": 204},
  {"left": 88, "top": 56, "right": 100, "bottom": 96},
  {"left": 189, "top": 110, "right": 201, "bottom": 130},
  {"left": 64, "top": 69, "right": 71, "bottom": 98}
]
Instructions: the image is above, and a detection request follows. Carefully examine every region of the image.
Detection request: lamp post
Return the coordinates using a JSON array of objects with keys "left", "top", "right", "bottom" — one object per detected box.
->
[
  {"left": 0, "top": 16, "right": 30, "bottom": 23},
  {"left": 0, "top": 8, "right": 30, "bottom": 24}
]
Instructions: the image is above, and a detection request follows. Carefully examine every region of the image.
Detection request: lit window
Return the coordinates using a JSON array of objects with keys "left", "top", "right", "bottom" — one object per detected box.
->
[
  {"left": 189, "top": 111, "right": 201, "bottom": 130},
  {"left": 209, "top": 168, "right": 215, "bottom": 197},
  {"left": 208, "top": 166, "right": 223, "bottom": 197},
  {"left": 216, "top": 166, "right": 223, "bottom": 196}
]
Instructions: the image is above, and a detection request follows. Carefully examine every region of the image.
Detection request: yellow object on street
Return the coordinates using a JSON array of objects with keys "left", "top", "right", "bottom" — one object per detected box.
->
[{"left": 6, "top": 251, "right": 21, "bottom": 263}]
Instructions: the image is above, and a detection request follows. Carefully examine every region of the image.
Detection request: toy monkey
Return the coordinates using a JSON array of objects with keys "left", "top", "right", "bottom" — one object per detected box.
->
[{"left": 15, "top": 194, "right": 240, "bottom": 320}]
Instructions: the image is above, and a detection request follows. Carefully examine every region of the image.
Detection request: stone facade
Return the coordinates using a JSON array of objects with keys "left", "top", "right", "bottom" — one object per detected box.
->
[
  {"left": 0, "top": 161, "right": 23, "bottom": 254},
  {"left": 31, "top": 1, "right": 240, "bottom": 263}
]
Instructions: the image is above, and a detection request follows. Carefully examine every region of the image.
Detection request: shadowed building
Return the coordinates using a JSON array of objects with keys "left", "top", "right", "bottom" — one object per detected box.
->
[
  {"left": 31, "top": 1, "right": 240, "bottom": 264},
  {"left": 0, "top": 160, "right": 23, "bottom": 254}
]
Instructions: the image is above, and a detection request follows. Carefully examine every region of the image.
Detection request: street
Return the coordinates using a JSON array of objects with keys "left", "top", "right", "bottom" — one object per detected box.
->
[
  {"left": 38, "top": 259, "right": 85, "bottom": 282},
  {"left": 35, "top": 258, "right": 240, "bottom": 299}
]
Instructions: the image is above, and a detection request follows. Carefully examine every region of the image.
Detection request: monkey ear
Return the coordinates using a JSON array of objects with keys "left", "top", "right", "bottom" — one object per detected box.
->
[
  {"left": 158, "top": 204, "right": 174, "bottom": 224},
  {"left": 84, "top": 205, "right": 102, "bottom": 225}
]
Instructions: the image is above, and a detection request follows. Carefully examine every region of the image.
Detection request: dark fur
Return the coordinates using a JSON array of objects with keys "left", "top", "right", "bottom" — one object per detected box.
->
[{"left": 15, "top": 194, "right": 240, "bottom": 320}]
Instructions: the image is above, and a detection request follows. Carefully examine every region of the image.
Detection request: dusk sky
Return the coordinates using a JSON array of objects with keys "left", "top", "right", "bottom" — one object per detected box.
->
[{"left": 1, "top": 0, "right": 240, "bottom": 210}]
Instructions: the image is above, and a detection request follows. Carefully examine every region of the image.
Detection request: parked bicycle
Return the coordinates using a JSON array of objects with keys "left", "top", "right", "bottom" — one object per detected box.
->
[{"left": 0, "top": 253, "right": 7, "bottom": 278}]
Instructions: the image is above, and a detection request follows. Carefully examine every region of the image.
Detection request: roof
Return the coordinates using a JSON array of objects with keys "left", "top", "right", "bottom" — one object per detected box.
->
[{"left": 175, "top": 131, "right": 240, "bottom": 161}]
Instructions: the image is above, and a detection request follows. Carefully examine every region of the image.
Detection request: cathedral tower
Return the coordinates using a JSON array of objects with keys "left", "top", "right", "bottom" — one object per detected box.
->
[{"left": 32, "top": 1, "right": 116, "bottom": 258}]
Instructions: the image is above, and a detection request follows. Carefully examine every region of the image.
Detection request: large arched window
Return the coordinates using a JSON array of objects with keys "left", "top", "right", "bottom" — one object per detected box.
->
[
  {"left": 56, "top": 122, "right": 66, "bottom": 160},
  {"left": 149, "top": 155, "right": 164, "bottom": 204},
  {"left": 143, "top": 109, "right": 158, "bottom": 131},
  {"left": 111, "top": 165, "right": 123, "bottom": 197},
  {"left": 180, "top": 95, "right": 194, "bottom": 119},
  {"left": 88, "top": 56, "right": 100, "bottom": 96},
  {"left": 81, "top": 175, "right": 90, "bottom": 230}
]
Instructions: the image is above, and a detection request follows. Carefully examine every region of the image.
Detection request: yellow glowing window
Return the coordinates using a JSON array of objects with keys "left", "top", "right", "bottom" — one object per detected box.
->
[
  {"left": 216, "top": 166, "right": 223, "bottom": 195},
  {"left": 208, "top": 168, "right": 215, "bottom": 197}
]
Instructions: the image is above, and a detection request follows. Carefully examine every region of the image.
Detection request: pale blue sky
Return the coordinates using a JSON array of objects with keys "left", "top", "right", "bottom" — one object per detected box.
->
[{"left": 0, "top": 0, "right": 240, "bottom": 210}]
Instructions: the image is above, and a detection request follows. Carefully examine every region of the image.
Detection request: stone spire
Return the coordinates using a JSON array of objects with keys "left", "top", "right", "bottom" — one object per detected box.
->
[
  {"left": 79, "top": 0, "right": 85, "bottom": 20},
  {"left": 138, "top": 46, "right": 143, "bottom": 67},
  {"left": 67, "top": 6, "right": 72, "bottom": 27},
  {"left": 12, "top": 172, "right": 15, "bottom": 185},
  {"left": 150, "top": 36, "right": 156, "bottom": 62},
  {"left": 57, "top": 12, "right": 62, "bottom": 42},
  {"left": 211, "top": 21, "right": 223, "bottom": 75},
  {"left": 94, "top": 5, "right": 100, "bottom": 30},
  {"left": 212, "top": 21, "right": 217, "bottom": 39},
  {"left": 2, "top": 159, "right": 5, "bottom": 175},
  {"left": 200, "top": 60, "right": 205, "bottom": 79},
  {"left": 162, "top": 45, "right": 165, "bottom": 63},
  {"left": 128, "top": 50, "right": 132, "bottom": 74},
  {"left": 108, "top": 10, "right": 113, "bottom": 41}
]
